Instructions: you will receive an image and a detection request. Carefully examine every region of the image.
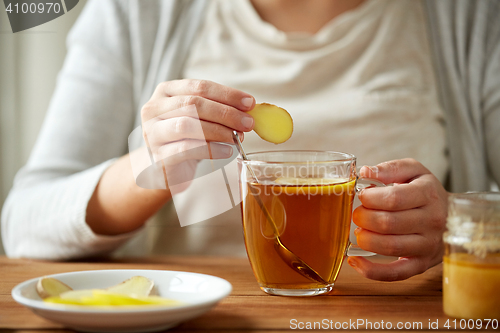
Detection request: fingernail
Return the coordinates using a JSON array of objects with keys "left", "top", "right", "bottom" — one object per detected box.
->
[
  {"left": 348, "top": 258, "right": 357, "bottom": 268},
  {"left": 210, "top": 144, "right": 233, "bottom": 158},
  {"left": 241, "top": 116, "right": 254, "bottom": 129},
  {"left": 222, "top": 145, "right": 233, "bottom": 156},
  {"left": 354, "top": 227, "right": 361, "bottom": 236},
  {"left": 241, "top": 97, "right": 254, "bottom": 108},
  {"left": 366, "top": 166, "right": 379, "bottom": 177}
]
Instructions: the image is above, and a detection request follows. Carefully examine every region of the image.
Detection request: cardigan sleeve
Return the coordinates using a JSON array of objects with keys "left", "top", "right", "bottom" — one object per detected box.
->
[
  {"left": 483, "top": 2, "right": 500, "bottom": 187},
  {"left": 1, "top": 0, "right": 140, "bottom": 259}
]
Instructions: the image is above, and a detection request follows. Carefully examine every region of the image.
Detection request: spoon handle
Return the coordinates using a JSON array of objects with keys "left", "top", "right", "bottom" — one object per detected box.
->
[{"left": 232, "top": 131, "right": 259, "bottom": 183}]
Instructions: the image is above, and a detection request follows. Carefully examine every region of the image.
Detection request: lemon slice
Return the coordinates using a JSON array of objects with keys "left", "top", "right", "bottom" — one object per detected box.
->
[
  {"left": 275, "top": 177, "right": 348, "bottom": 185},
  {"left": 39, "top": 275, "right": 180, "bottom": 308},
  {"left": 45, "top": 291, "right": 181, "bottom": 307}
]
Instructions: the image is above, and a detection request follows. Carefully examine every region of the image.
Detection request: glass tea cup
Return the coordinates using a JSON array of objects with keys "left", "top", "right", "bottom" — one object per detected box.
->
[
  {"left": 238, "top": 151, "right": 382, "bottom": 296},
  {"left": 443, "top": 192, "right": 500, "bottom": 319}
]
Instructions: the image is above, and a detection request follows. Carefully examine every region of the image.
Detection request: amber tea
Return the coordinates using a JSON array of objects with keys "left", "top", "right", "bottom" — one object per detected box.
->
[{"left": 242, "top": 177, "right": 356, "bottom": 294}]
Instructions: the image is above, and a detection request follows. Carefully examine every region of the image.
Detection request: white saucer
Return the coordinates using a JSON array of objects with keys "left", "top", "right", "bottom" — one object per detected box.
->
[{"left": 12, "top": 269, "right": 232, "bottom": 332}]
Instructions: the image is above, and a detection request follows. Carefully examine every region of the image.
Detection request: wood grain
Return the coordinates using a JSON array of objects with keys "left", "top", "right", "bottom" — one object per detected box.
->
[{"left": 0, "top": 255, "right": 473, "bottom": 332}]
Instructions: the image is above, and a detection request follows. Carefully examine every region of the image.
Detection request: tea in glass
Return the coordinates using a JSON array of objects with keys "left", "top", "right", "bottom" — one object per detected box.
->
[{"left": 239, "top": 151, "right": 361, "bottom": 296}]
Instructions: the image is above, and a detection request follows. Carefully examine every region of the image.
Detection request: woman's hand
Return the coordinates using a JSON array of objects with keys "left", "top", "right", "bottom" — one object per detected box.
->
[
  {"left": 348, "top": 158, "right": 449, "bottom": 281},
  {"left": 86, "top": 80, "right": 255, "bottom": 236},
  {"left": 142, "top": 79, "right": 254, "bottom": 164},
  {"left": 139, "top": 79, "right": 255, "bottom": 190}
]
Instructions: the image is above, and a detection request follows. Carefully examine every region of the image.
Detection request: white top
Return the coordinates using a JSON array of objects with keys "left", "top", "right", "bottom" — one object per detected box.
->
[
  {"left": 2, "top": 0, "right": 453, "bottom": 259},
  {"left": 184, "top": 0, "right": 448, "bottom": 174},
  {"left": 136, "top": 0, "right": 448, "bottom": 256}
]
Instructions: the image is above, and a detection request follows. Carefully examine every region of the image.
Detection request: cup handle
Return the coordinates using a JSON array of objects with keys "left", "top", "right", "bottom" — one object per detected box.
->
[{"left": 345, "top": 177, "right": 387, "bottom": 257}]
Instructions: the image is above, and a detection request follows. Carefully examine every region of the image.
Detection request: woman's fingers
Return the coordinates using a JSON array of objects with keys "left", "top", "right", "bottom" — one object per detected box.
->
[
  {"left": 142, "top": 94, "right": 254, "bottom": 133},
  {"left": 141, "top": 80, "right": 255, "bottom": 163},
  {"left": 353, "top": 206, "right": 427, "bottom": 235},
  {"left": 347, "top": 256, "right": 428, "bottom": 281},
  {"left": 147, "top": 117, "right": 238, "bottom": 149},
  {"left": 151, "top": 79, "right": 255, "bottom": 110},
  {"left": 350, "top": 158, "right": 449, "bottom": 282},
  {"left": 141, "top": 80, "right": 255, "bottom": 132},
  {"left": 162, "top": 95, "right": 255, "bottom": 132},
  {"left": 359, "top": 180, "right": 433, "bottom": 211},
  {"left": 139, "top": 80, "right": 250, "bottom": 195},
  {"left": 354, "top": 228, "right": 434, "bottom": 257},
  {"left": 154, "top": 140, "right": 233, "bottom": 165},
  {"left": 359, "top": 158, "right": 430, "bottom": 184}
]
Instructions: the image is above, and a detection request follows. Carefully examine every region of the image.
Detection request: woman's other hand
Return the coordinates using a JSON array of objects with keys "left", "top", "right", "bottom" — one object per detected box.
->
[{"left": 349, "top": 158, "right": 449, "bottom": 281}]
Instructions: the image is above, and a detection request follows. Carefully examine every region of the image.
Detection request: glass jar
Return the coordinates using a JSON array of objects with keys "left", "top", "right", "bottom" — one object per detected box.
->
[{"left": 443, "top": 192, "right": 500, "bottom": 319}]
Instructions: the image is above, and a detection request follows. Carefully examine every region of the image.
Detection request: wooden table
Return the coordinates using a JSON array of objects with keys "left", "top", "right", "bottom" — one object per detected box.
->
[{"left": 0, "top": 255, "right": 483, "bottom": 332}]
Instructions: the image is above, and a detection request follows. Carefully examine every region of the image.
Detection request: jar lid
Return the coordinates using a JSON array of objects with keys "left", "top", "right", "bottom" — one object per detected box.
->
[{"left": 451, "top": 192, "right": 500, "bottom": 208}]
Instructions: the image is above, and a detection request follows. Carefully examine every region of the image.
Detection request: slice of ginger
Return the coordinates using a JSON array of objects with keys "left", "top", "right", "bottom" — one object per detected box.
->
[
  {"left": 106, "top": 276, "right": 154, "bottom": 297},
  {"left": 38, "top": 275, "right": 181, "bottom": 307},
  {"left": 36, "top": 277, "right": 73, "bottom": 299},
  {"left": 37, "top": 276, "right": 154, "bottom": 300},
  {"left": 247, "top": 103, "right": 293, "bottom": 144}
]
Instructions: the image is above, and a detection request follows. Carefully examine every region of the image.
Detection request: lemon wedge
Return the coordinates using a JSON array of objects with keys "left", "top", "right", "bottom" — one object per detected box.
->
[{"left": 45, "top": 290, "right": 181, "bottom": 307}]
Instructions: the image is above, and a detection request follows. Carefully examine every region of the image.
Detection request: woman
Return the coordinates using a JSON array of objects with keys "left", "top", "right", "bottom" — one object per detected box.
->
[{"left": 2, "top": 0, "right": 499, "bottom": 282}]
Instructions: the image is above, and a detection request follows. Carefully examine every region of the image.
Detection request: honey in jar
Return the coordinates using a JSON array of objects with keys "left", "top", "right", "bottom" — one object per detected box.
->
[{"left": 443, "top": 192, "right": 500, "bottom": 319}]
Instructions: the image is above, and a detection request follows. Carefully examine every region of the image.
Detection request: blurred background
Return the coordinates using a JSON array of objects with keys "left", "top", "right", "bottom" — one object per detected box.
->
[{"left": 0, "top": 1, "right": 87, "bottom": 255}]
